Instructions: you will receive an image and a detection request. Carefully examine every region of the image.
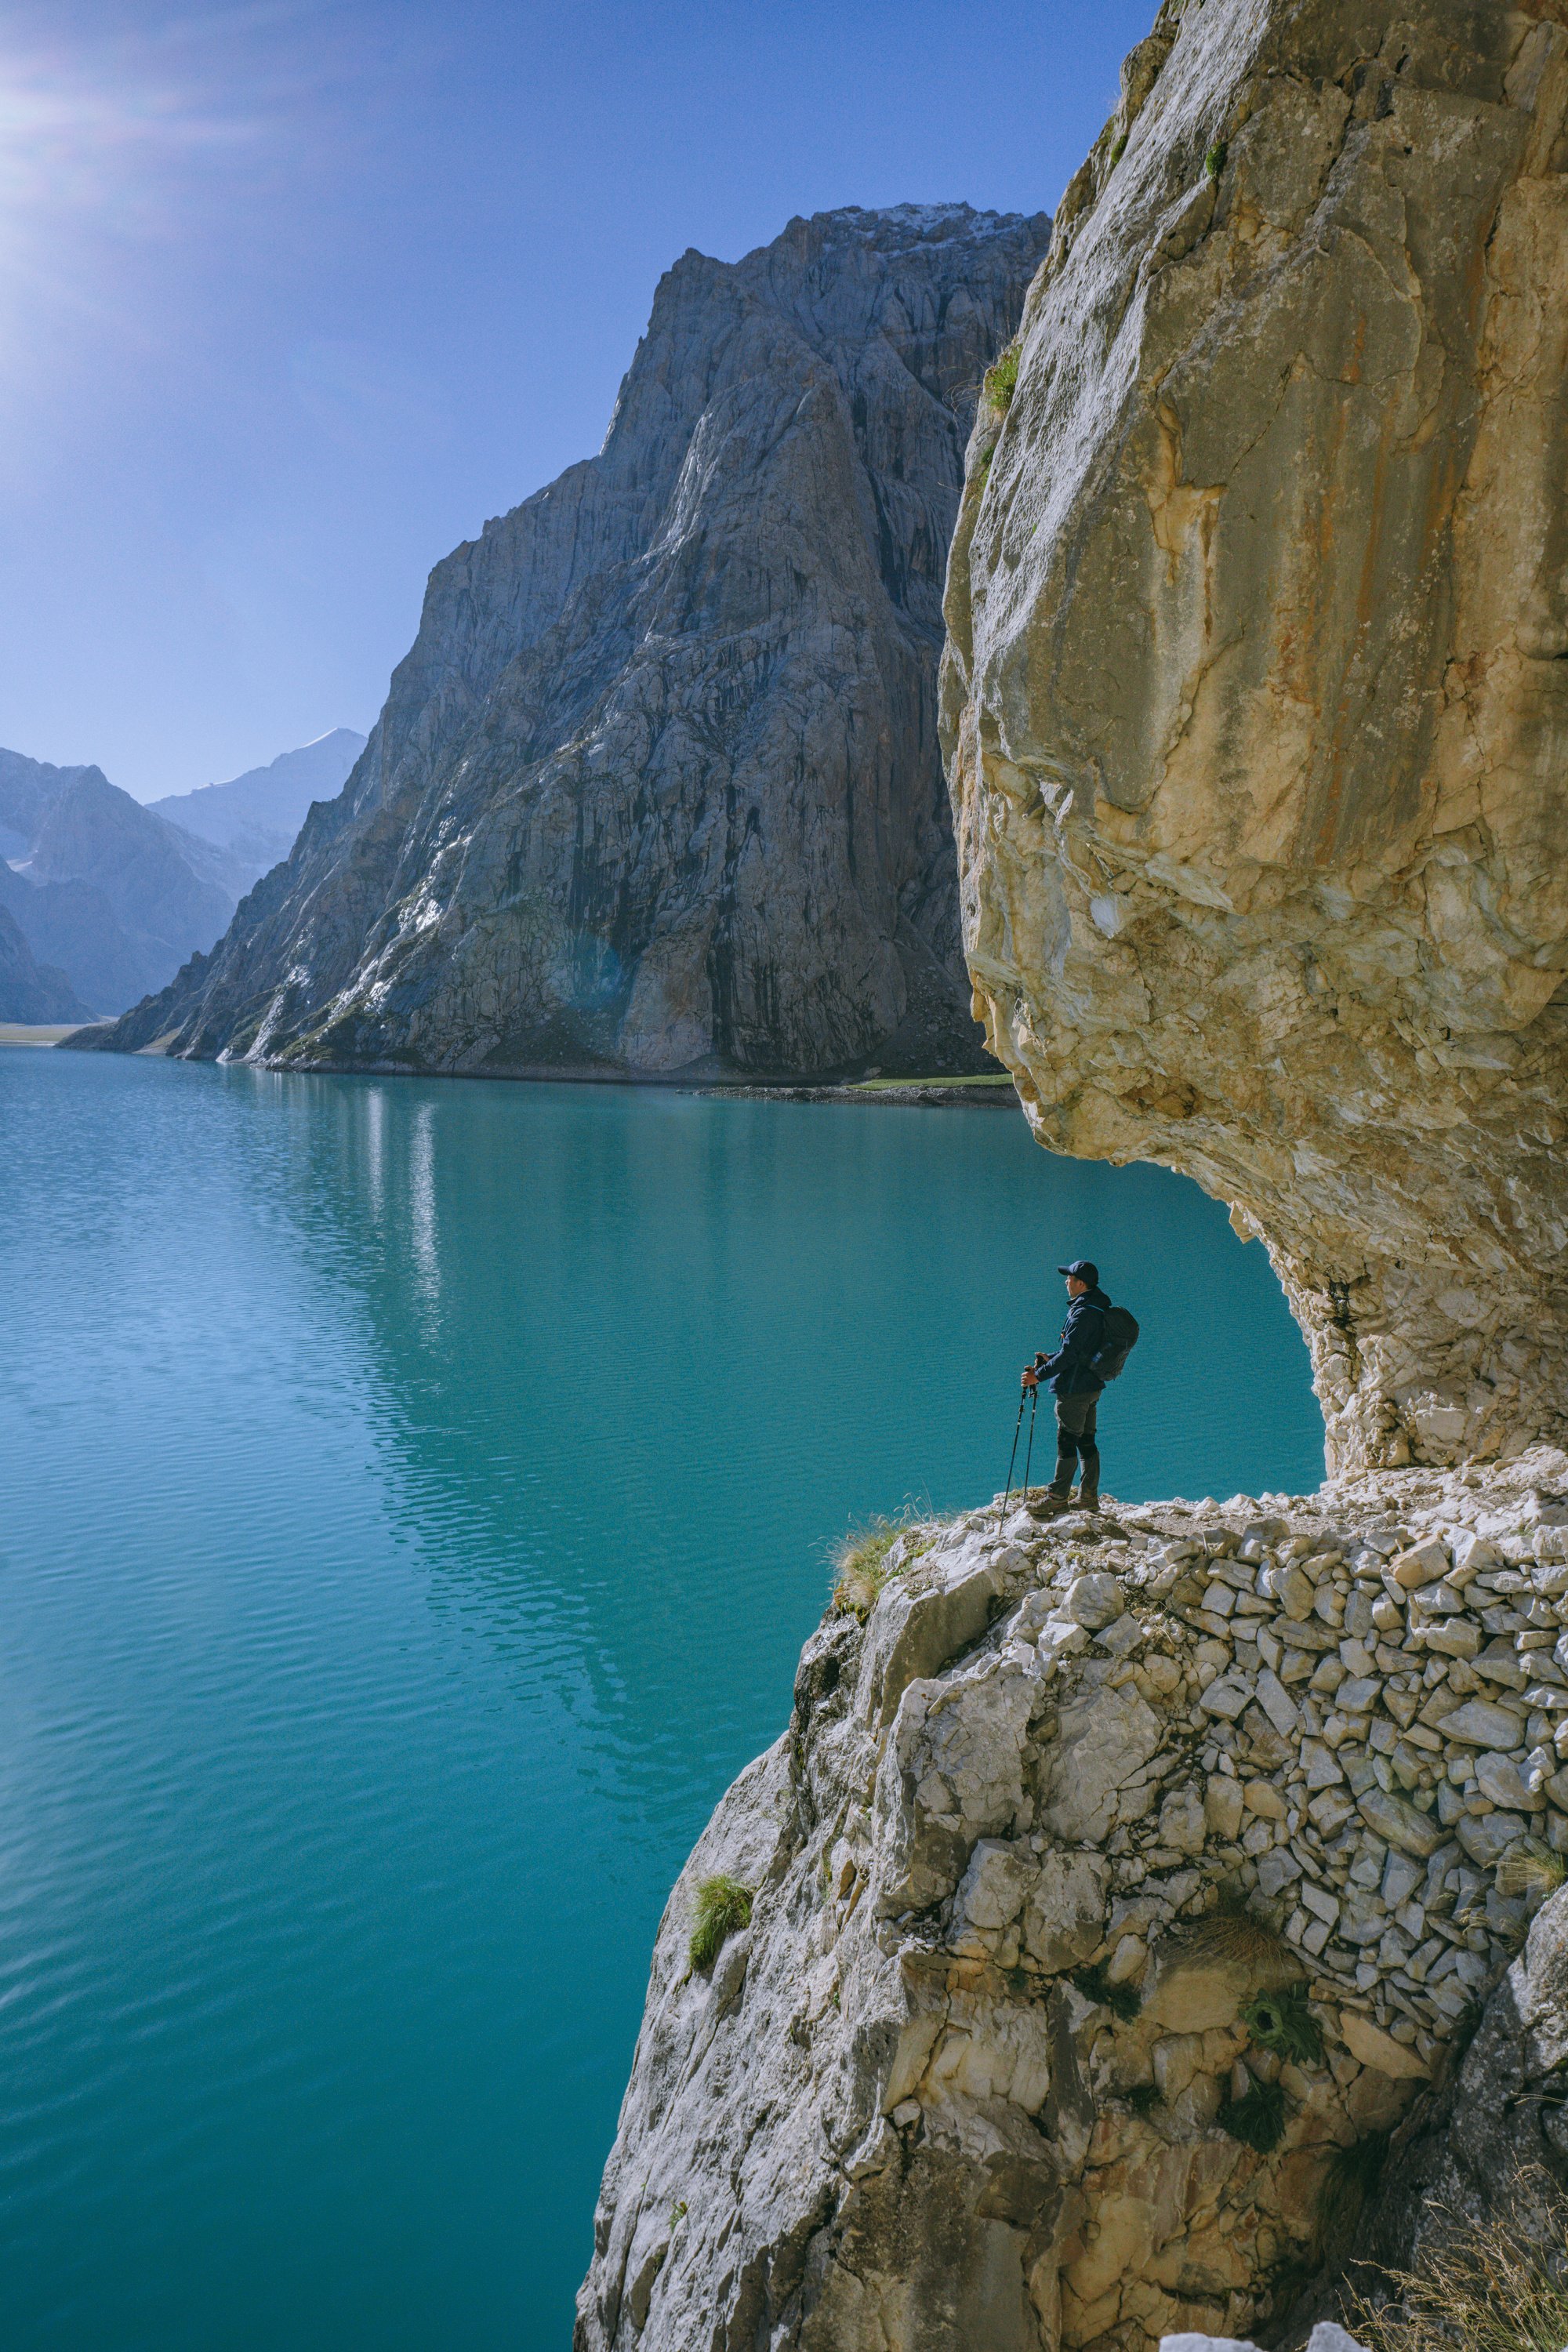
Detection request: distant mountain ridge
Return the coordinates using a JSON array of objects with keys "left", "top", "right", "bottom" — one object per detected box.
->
[
  {"left": 0, "top": 902, "right": 93, "bottom": 1024},
  {"left": 74, "top": 203, "right": 1051, "bottom": 1080},
  {"left": 147, "top": 730, "right": 365, "bottom": 873},
  {"left": 0, "top": 748, "right": 92, "bottom": 862},
  {"left": 1, "top": 733, "right": 359, "bottom": 1015}
]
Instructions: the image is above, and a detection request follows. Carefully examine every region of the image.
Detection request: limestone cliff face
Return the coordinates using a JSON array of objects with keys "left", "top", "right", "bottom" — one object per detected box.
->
[
  {"left": 576, "top": 1459, "right": 1568, "bottom": 2350},
  {"left": 82, "top": 205, "right": 1048, "bottom": 1081},
  {"left": 578, "top": 12, "right": 1568, "bottom": 2342},
  {"left": 941, "top": 0, "right": 1568, "bottom": 1474}
]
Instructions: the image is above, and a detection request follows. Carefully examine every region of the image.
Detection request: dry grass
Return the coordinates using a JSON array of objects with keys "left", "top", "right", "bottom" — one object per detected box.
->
[
  {"left": 1071, "top": 1961, "right": 1141, "bottom": 2022},
  {"left": 1318, "top": 2132, "right": 1390, "bottom": 2249},
  {"left": 830, "top": 1515, "right": 933, "bottom": 1621},
  {"left": 1497, "top": 1835, "right": 1566, "bottom": 1902},
  {"left": 1218, "top": 2075, "right": 1286, "bottom": 2153},
  {"left": 1185, "top": 1904, "right": 1300, "bottom": 1977},
  {"left": 1352, "top": 2168, "right": 1568, "bottom": 2352}
]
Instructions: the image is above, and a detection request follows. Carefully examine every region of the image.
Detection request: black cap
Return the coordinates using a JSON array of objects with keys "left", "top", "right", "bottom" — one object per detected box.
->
[{"left": 1058, "top": 1259, "right": 1099, "bottom": 1286}]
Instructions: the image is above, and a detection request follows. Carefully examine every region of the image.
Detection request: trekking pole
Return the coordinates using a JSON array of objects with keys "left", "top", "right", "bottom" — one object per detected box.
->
[
  {"left": 1022, "top": 1383, "right": 1038, "bottom": 1498},
  {"left": 1001, "top": 1388, "right": 1027, "bottom": 1515}
]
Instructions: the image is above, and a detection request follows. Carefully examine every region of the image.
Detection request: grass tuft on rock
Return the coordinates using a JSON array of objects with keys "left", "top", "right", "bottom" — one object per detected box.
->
[
  {"left": 1352, "top": 2167, "right": 1568, "bottom": 2351},
  {"left": 1319, "top": 2132, "right": 1389, "bottom": 2249},
  {"left": 1497, "top": 1835, "right": 1566, "bottom": 1903},
  {"left": 830, "top": 1515, "right": 930, "bottom": 1621},
  {"left": 1218, "top": 2074, "right": 1286, "bottom": 2153},
  {"left": 1243, "top": 1984, "right": 1323, "bottom": 2067},
  {"left": 1205, "top": 137, "right": 1228, "bottom": 180},
  {"left": 1186, "top": 1896, "right": 1300, "bottom": 1977},
  {"left": 688, "top": 1874, "right": 753, "bottom": 1973},
  {"left": 983, "top": 344, "right": 1020, "bottom": 416}
]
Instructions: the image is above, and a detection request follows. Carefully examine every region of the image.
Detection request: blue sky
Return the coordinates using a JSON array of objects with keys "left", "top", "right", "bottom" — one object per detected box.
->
[{"left": 0, "top": 0, "right": 1154, "bottom": 800}]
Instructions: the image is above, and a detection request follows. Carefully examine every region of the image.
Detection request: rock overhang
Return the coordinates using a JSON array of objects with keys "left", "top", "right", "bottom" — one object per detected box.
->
[{"left": 941, "top": 0, "right": 1568, "bottom": 1475}]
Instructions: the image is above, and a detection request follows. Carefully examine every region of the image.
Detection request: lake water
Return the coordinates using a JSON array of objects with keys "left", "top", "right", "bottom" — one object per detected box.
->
[{"left": 0, "top": 1048, "right": 1323, "bottom": 2350}]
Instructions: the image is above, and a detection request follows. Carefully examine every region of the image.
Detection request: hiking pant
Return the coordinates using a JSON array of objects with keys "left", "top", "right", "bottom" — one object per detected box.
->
[{"left": 1053, "top": 1391, "right": 1099, "bottom": 1488}]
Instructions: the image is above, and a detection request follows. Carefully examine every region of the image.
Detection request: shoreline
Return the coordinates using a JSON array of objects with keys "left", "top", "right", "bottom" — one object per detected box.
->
[
  {"left": 681, "top": 1076, "right": 1020, "bottom": 1110},
  {"left": 53, "top": 1033, "right": 1023, "bottom": 1109},
  {"left": 0, "top": 1022, "right": 106, "bottom": 1048}
]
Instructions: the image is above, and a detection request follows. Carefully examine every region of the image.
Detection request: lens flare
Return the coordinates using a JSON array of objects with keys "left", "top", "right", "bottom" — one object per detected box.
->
[{"left": 0, "top": 19, "right": 290, "bottom": 384}]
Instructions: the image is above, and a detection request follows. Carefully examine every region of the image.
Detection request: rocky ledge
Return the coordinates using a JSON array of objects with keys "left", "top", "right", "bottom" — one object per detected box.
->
[{"left": 577, "top": 1450, "right": 1568, "bottom": 2350}]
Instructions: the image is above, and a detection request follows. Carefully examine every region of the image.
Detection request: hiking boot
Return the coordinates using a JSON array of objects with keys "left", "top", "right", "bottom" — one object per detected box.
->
[
  {"left": 1030, "top": 1480, "right": 1073, "bottom": 1516},
  {"left": 1075, "top": 1475, "right": 1101, "bottom": 1512}
]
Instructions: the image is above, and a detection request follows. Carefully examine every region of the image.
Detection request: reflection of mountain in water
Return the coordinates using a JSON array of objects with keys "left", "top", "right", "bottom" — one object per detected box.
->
[{"left": 236, "top": 1066, "right": 857, "bottom": 1795}]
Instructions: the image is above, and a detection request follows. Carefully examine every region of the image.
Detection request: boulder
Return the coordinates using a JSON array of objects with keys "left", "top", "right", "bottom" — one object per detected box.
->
[
  {"left": 1336, "top": 2009, "right": 1430, "bottom": 2082},
  {"left": 1161, "top": 2334, "right": 1367, "bottom": 2352},
  {"left": 1436, "top": 1697, "right": 1528, "bottom": 1751},
  {"left": 1356, "top": 1788, "right": 1443, "bottom": 1860},
  {"left": 1063, "top": 1571, "right": 1123, "bottom": 1629},
  {"left": 1040, "top": 1679, "right": 1163, "bottom": 1843},
  {"left": 1020, "top": 1849, "right": 1110, "bottom": 1972},
  {"left": 862, "top": 1541, "right": 1008, "bottom": 1727}
]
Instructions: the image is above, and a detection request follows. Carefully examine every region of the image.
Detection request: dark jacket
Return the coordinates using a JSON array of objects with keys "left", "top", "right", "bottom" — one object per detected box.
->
[{"left": 1037, "top": 1286, "right": 1111, "bottom": 1396}]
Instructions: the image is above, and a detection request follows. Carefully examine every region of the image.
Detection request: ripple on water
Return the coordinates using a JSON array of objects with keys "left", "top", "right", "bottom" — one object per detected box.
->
[{"left": 0, "top": 1047, "right": 1322, "bottom": 2350}]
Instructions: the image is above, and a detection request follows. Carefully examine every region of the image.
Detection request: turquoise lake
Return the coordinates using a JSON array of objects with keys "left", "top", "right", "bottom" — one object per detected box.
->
[{"left": 0, "top": 1047, "right": 1324, "bottom": 2349}]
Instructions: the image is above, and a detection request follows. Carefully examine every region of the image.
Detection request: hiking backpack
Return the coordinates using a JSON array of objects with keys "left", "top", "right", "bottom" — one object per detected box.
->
[{"left": 1092, "top": 1303, "right": 1140, "bottom": 1381}]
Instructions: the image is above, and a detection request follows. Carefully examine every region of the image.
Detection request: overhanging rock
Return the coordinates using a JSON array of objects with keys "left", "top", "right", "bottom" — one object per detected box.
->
[{"left": 942, "top": 0, "right": 1568, "bottom": 1472}]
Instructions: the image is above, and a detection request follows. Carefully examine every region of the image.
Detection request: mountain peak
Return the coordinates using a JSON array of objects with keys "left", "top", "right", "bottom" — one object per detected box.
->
[
  {"left": 78, "top": 202, "right": 1050, "bottom": 1077},
  {"left": 146, "top": 730, "right": 367, "bottom": 859}
]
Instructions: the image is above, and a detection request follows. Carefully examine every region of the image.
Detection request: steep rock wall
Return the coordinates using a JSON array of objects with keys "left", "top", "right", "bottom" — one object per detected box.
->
[
  {"left": 940, "top": 0, "right": 1568, "bottom": 1472},
  {"left": 80, "top": 204, "right": 1048, "bottom": 1082},
  {"left": 576, "top": 1454, "right": 1568, "bottom": 2351}
]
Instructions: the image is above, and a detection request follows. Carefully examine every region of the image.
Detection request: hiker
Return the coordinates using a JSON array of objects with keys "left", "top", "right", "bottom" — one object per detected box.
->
[{"left": 1024, "top": 1259, "right": 1113, "bottom": 1511}]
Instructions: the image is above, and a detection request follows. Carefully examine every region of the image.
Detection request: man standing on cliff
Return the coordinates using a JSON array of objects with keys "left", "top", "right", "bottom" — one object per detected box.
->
[{"left": 1025, "top": 1260, "right": 1111, "bottom": 1511}]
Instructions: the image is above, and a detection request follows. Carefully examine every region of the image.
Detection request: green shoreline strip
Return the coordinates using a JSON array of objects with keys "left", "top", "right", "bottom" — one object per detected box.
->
[{"left": 848, "top": 1073, "right": 1015, "bottom": 1091}]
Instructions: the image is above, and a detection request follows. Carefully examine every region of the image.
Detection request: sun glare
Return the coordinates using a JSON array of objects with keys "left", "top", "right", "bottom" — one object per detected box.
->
[{"left": 0, "top": 33, "right": 267, "bottom": 368}]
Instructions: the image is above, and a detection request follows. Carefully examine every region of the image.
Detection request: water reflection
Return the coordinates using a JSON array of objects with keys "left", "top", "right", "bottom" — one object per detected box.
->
[
  {"left": 216, "top": 1062, "right": 1325, "bottom": 1784},
  {"left": 0, "top": 1048, "right": 1323, "bottom": 2352}
]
